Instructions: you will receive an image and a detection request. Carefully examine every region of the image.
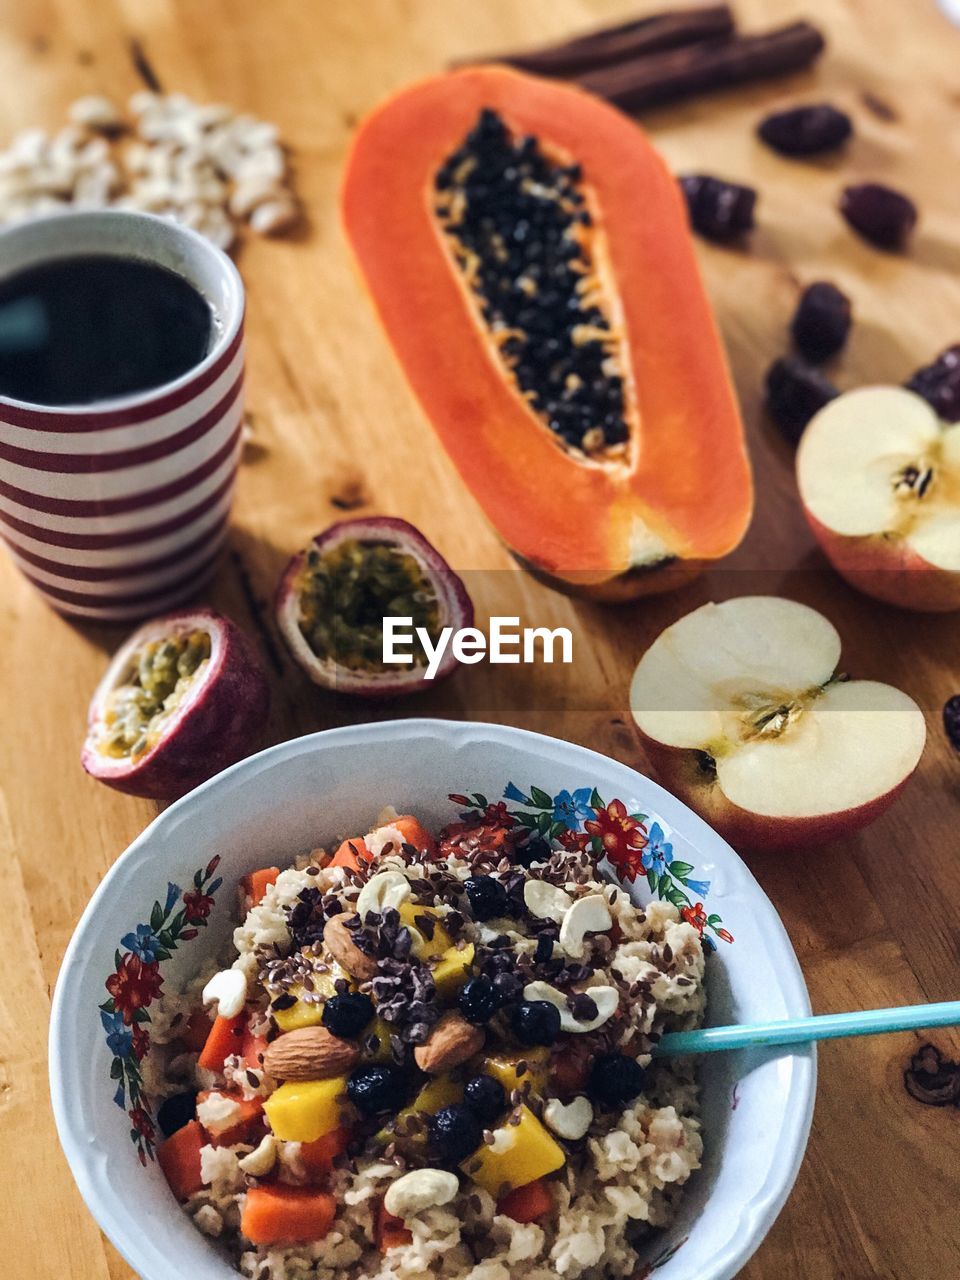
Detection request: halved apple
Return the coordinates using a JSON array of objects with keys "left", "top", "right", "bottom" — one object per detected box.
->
[
  {"left": 629, "top": 596, "right": 926, "bottom": 852},
  {"left": 797, "top": 386, "right": 960, "bottom": 612}
]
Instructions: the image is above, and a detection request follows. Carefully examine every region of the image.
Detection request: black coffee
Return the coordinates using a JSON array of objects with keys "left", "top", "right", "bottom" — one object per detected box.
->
[{"left": 0, "top": 254, "right": 214, "bottom": 406}]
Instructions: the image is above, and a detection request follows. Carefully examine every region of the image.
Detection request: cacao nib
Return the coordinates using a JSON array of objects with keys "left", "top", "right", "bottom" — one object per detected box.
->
[
  {"left": 840, "top": 183, "right": 917, "bottom": 250},
  {"left": 765, "top": 356, "right": 839, "bottom": 444},
  {"left": 678, "top": 173, "right": 756, "bottom": 242},
  {"left": 905, "top": 345, "right": 960, "bottom": 422},
  {"left": 757, "top": 103, "right": 852, "bottom": 155},
  {"left": 791, "top": 281, "right": 852, "bottom": 361},
  {"left": 944, "top": 696, "right": 960, "bottom": 752}
]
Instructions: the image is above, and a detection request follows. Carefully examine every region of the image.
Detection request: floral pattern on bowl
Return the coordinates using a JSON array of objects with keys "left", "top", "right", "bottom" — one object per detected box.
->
[
  {"left": 99, "top": 855, "right": 223, "bottom": 1163},
  {"left": 451, "top": 781, "right": 733, "bottom": 949}
]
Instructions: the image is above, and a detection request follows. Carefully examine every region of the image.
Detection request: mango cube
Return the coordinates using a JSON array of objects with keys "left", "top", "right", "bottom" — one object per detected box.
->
[
  {"left": 482, "top": 1048, "right": 548, "bottom": 1097},
  {"left": 432, "top": 943, "right": 475, "bottom": 1001},
  {"left": 461, "top": 1105, "right": 565, "bottom": 1196},
  {"left": 398, "top": 903, "right": 453, "bottom": 959},
  {"left": 264, "top": 1077, "right": 351, "bottom": 1143},
  {"left": 272, "top": 965, "right": 354, "bottom": 1033},
  {"left": 360, "top": 1015, "right": 395, "bottom": 1064}
]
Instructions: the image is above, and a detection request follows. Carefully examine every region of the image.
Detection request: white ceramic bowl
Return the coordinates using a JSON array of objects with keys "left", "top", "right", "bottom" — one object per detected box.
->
[{"left": 50, "top": 720, "right": 814, "bottom": 1280}]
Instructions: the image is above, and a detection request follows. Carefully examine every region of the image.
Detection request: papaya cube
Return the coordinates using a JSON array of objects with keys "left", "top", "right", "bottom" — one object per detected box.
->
[
  {"left": 432, "top": 943, "right": 475, "bottom": 1001},
  {"left": 398, "top": 903, "right": 452, "bottom": 959},
  {"left": 461, "top": 1105, "right": 565, "bottom": 1196},
  {"left": 482, "top": 1047, "right": 548, "bottom": 1097},
  {"left": 264, "top": 1077, "right": 351, "bottom": 1143}
]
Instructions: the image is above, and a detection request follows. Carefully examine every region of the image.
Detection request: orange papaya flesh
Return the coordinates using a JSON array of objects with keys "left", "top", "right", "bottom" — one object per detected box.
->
[{"left": 341, "top": 66, "right": 752, "bottom": 598}]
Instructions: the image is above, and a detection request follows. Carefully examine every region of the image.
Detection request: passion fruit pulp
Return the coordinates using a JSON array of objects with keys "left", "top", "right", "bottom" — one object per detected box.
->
[
  {"left": 275, "top": 517, "right": 473, "bottom": 696},
  {"left": 82, "top": 608, "right": 270, "bottom": 800}
]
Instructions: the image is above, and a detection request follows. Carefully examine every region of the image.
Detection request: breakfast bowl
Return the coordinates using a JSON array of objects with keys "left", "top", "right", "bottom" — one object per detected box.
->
[{"left": 50, "top": 719, "right": 814, "bottom": 1280}]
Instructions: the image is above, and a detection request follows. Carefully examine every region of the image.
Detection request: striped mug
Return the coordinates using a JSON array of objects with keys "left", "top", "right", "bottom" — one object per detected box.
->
[{"left": 0, "top": 210, "right": 244, "bottom": 622}]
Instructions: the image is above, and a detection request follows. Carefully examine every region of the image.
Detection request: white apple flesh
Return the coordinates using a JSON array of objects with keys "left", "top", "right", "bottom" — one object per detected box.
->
[
  {"left": 797, "top": 386, "right": 960, "bottom": 611},
  {"left": 630, "top": 596, "right": 926, "bottom": 853}
]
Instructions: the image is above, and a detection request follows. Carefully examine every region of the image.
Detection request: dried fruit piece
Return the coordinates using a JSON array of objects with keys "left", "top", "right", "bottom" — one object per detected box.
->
[
  {"left": 765, "top": 356, "right": 839, "bottom": 444},
  {"left": 275, "top": 517, "right": 473, "bottom": 697},
  {"left": 906, "top": 345, "right": 960, "bottom": 423},
  {"left": 840, "top": 182, "right": 917, "bottom": 251},
  {"left": 791, "top": 282, "right": 852, "bottom": 362},
  {"left": 81, "top": 609, "right": 269, "bottom": 799},
  {"left": 944, "top": 696, "right": 960, "bottom": 751},
  {"left": 678, "top": 173, "right": 756, "bottom": 242},
  {"left": 757, "top": 103, "right": 852, "bottom": 155}
]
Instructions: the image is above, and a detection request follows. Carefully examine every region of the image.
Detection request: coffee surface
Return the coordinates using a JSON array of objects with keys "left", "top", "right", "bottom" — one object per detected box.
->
[{"left": 0, "top": 254, "right": 213, "bottom": 406}]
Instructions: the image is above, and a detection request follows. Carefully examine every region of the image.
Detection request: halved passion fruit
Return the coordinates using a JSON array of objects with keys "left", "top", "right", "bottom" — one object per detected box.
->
[
  {"left": 275, "top": 517, "right": 473, "bottom": 696},
  {"left": 82, "top": 609, "right": 270, "bottom": 800}
]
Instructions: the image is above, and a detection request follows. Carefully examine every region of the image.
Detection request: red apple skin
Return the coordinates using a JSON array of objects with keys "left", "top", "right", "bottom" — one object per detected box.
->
[
  {"left": 637, "top": 731, "right": 918, "bottom": 854},
  {"left": 805, "top": 510, "right": 960, "bottom": 613}
]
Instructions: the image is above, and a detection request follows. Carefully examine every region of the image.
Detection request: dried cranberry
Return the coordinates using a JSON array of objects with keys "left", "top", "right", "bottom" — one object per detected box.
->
[
  {"left": 906, "top": 345, "right": 960, "bottom": 422},
  {"left": 944, "top": 696, "right": 960, "bottom": 752},
  {"left": 757, "top": 104, "right": 852, "bottom": 156},
  {"left": 840, "top": 183, "right": 917, "bottom": 250},
  {"left": 791, "top": 282, "right": 852, "bottom": 362},
  {"left": 765, "top": 356, "right": 839, "bottom": 444},
  {"left": 678, "top": 174, "right": 756, "bottom": 242}
]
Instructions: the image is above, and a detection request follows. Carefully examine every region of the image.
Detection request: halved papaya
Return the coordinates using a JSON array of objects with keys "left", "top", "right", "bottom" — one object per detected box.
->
[{"left": 341, "top": 66, "right": 752, "bottom": 600}]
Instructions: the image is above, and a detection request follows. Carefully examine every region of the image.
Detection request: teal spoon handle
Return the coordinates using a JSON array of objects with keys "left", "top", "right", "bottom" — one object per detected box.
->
[{"left": 654, "top": 999, "right": 960, "bottom": 1057}]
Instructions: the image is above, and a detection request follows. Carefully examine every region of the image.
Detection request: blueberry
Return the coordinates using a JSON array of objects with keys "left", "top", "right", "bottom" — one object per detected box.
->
[
  {"left": 514, "top": 834, "right": 551, "bottom": 868},
  {"left": 587, "top": 1053, "right": 646, "bottom": 1108},
  {"left": 346, "top": 1065, "right": 401, "bottom": 1115},
  {"left": 157, "top": 1090, "right": 198, "bottom": 1138},
  {"left": 323, "top": 992, "right": 375, "bottom": 1039},
  {"left": 459, "top": 975, "right": 501, "bottom": 1024},
  {"left": 463, "top": 1075, "right": 507, "bottom": 1125},
  {"left": 465, "top": 875, "right": 509, "bottom": 921},
  {"left": 510, "top": 1000, "right": 562, "bottom": 1047},
  {"left": 429, "top": 1104, "right": 484, "bottom": 1164}
]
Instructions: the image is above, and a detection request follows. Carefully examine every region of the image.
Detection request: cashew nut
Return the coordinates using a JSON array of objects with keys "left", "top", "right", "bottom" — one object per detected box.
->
[
  {"left": 356, "top": 870, "right": 412, "bottom": 922},
  {"left": 558, "top": 894, "right": 612, "bottom": 959},
  {"left": 383, "top": 1168, "right": 460, "bottom": 1220},
  {"left": 523, "top": 880, "right": 573, "bottom": 924},
  {"left": 523, "top": 980, "right": 619, "bottom": 1033},
  {"left": 543, "top": 1096, "right": 594, "bottom": 1141},
  {"left": 202, "top": 967, "right": 247, "bottom": 1019},
  {"left": 238, "top": 1134, "right": 278, "bottom": 1176}
]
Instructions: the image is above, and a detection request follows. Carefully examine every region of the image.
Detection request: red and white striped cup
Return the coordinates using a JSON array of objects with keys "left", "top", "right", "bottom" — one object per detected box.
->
[{"left": 0, "top": 210, "right": 244, "bottom": 622}]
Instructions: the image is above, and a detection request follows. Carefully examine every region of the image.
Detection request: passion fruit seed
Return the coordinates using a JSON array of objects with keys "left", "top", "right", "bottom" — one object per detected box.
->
[
  {"left": 296, "top": 539, "right": 441, "bottom": 672},
  {"left": 100, "top": 630, "right": 211, "bottom": 759},
  {"left": 434, "top": 107, "right": 629, "bottom": 460}
]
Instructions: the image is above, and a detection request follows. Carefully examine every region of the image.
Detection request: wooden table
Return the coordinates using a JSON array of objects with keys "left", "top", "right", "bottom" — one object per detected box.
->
[{"left": 2, "top": 1, "right": 959, "bottom": 1276}]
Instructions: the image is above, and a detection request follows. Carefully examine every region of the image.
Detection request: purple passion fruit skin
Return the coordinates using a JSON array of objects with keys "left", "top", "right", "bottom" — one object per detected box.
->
[
  {"left": 82, "top": 608, "right": 270, "bottom": 800},
  {"left": 275, "top": 516, "right": 474, "bottom": 697}
]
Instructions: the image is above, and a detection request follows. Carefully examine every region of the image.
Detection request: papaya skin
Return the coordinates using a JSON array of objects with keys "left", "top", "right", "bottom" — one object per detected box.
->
[{"left": 341, "top": 67, "right": 752, "bottom": 597}]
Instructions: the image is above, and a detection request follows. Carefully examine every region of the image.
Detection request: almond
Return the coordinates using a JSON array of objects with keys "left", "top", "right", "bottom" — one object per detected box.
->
[
  {"left": 323, "top": 913, "right": 379, "bottom": 981},
  {"left": 262, "top": 1026, "right": 359, "bottom": 1081},
  {"left": 414, "top": 1012, "right": 485, "bottom": 1075}
]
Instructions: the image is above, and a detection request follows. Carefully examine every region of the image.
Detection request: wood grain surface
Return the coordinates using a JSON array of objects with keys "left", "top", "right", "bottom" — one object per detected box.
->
[{"left": 1, "top": 2, "right": 958, "bottom": 1277}]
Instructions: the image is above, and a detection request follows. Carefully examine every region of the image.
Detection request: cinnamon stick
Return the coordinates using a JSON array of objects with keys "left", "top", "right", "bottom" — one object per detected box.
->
[
  {"left": 577, "top": 21, "right": 825, "bottom": 111},
  {"left": 461, "top": 5, "right": 736, "bottom": 77}
]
